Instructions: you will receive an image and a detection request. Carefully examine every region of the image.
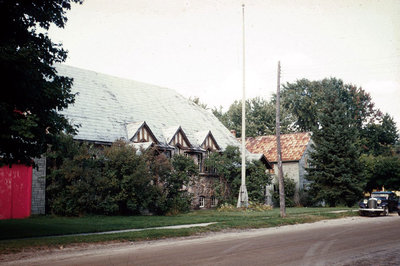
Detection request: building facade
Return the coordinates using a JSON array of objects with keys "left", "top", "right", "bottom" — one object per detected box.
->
[
  {"left": 245, "top": 132, "right": 313, "bottom": 204},
  {"left": 57, "top": 64, "right": 269, "bottom": 209}
]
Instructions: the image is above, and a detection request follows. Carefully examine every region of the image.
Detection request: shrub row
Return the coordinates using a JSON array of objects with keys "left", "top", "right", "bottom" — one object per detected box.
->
[{"left": 46, "top": 135, "right": 197, "bottom": 216}]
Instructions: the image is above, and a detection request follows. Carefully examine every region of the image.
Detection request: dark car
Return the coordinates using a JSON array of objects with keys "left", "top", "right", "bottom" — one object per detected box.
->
[
  {"left": 398, "top": 201, "right": 400, "bottom": 216},
  {"left": 359, "top": 191, "right": 399, "bottom": 216}
]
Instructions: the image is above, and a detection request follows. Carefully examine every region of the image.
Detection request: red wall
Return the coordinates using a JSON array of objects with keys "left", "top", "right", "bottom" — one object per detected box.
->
[{"left": 0, "top": 165, "right": 32, "bottom": 219}]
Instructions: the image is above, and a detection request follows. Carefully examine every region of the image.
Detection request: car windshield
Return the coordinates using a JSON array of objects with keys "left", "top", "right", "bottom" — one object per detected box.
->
[{"left": 371, "top": 194, "right": 389, "bottom": 199}]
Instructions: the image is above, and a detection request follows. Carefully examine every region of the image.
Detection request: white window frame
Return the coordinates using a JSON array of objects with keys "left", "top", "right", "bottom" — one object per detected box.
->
[{"left": 199, "top": 196, "right": 205, "bottom": 208}]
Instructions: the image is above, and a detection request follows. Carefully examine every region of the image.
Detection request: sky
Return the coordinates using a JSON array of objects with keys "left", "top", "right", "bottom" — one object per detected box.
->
[{"left": 49, "top": 0, "right": 400, "bottom": 128}]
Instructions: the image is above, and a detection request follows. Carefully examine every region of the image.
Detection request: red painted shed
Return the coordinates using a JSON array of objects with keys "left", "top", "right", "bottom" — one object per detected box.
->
[{"left": 0, "top": 165, "right": 33, "bottom": 219}]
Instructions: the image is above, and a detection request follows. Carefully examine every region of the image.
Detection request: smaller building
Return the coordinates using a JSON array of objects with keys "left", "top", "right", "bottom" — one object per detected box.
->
[
  {"left": 0, "top": 157, "right": 46, "bottom": 220},
  {"left": 245, "top": 132, "right": 313, "bottom": 203}
]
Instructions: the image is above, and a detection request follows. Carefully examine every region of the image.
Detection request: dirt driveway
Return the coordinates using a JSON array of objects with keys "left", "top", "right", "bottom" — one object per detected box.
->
[{"left": 2, "top": 214, "right": 400, "bottom": 265}]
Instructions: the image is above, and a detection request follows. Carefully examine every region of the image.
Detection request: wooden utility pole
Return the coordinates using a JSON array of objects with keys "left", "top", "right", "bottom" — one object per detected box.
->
[
  {"left": 276, "top": 61, "right": 286, "bottom": 217},
  {"left": 237, "top": 3, "right": 248, "bottom": 208}
]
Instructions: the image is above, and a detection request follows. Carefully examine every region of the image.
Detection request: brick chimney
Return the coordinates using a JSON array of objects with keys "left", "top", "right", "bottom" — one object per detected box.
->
[{"left": 230, "top": 130, "right": 236, "bottom": 138}]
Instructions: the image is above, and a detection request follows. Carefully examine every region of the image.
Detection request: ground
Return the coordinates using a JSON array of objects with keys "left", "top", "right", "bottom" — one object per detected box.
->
[{"left": 1, "top": 214, "right": 399, "bottom": 265}]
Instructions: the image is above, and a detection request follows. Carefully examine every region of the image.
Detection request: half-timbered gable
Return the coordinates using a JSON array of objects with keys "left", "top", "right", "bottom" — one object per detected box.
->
[
  {"left": 193, "top": 131, "right": 220, "bottom": 174},
  {"left": 163, "top": 126, "right": 191, "bottom": 148},
  {"left": 163, "top": 126, "right": 192, "bottom": 155},
  {"left": 198, "top": 131, "right": 221, "bottom": 151},
  {"left": 127, "top": 121, "right": 158, "bottom": 144}
]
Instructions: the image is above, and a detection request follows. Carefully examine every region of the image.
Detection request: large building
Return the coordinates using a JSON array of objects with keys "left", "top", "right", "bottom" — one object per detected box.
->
[{"left": 57, "top": 64, "right": 270, "bottom": 208}]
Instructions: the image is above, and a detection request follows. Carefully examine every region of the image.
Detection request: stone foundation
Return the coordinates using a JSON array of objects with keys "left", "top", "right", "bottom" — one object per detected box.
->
[{"left": 189, "top": 175, "right": 218, "bottom": 209}]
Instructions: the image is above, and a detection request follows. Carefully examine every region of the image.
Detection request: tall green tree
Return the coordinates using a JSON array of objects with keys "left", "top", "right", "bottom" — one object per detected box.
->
[
  {"left": 212, "top": 97, "right": 294, "bottom": 138},
  {"left": 361, "top": 113, "right": 399, "bottom": 156},
  {"left": 361, "top": 155, "right": 400, "bottom": 192},
  {"left": 280, "top": 79, "right": 322, "bottom": 132},
  {"left": 281, "top": 78, "right": 378, "bottom": 132},
  {"left": 306, "top": 79, "right": 364, "bottom": 207},
  {"left": 0, "top": 0, "right": 82, "bottom": 166}
]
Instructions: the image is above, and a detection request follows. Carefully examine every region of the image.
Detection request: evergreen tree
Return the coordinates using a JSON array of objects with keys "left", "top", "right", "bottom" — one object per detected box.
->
[{"left": 306, "top": 79, "right": 364, "bottom": 207}]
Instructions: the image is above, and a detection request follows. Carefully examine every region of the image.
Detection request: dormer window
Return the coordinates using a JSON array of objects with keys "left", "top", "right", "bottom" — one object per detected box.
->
[
  {"left": 163, "top": 126, "right": 192, "bottom": 152},
  {"left": 199, "top": 131, "right": 220, "bottom": 152},
  {"left": 127, "top": 121, "right": 158, "bottom": 144}
]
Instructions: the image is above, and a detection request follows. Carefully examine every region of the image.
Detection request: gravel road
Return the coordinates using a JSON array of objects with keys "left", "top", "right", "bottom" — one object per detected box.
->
[{"left": 2, "top": 214, "right": 400, "bottom": 265}]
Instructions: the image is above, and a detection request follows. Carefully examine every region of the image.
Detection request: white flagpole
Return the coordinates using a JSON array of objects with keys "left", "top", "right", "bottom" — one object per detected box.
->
[{"left": 237, "top": 3, "right": 248, "bottom": 208}]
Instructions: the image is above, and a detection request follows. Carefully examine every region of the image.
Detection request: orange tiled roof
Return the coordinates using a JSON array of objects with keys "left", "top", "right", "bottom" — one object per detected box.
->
[{"left": 245, "top": 132, "right": 312, "bottom": 163}]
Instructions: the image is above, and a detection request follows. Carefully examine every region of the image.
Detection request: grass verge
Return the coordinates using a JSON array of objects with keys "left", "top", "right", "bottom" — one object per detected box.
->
[{"left": 0, "top": 207, "right": 357, "bottom": 254}]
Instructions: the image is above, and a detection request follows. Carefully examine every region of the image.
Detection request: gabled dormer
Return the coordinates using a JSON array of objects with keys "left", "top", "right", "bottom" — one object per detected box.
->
[
  {"left": 163, "top": 126, "right": 192, "bottom": 150},
  {"left": 195, "top": 130, "right": 220, "bottom": 152},
  {"left": 126, "top": 121, "right": 158, "bottom": 144}
]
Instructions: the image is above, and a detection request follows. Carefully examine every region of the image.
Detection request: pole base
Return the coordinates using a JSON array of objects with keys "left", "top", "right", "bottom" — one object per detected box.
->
[{"left": 237, "top": 184, "right": 249, "bottom": 208}]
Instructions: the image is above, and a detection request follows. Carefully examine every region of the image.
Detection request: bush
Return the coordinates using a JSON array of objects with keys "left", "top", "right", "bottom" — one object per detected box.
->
[
  {"left": 217, "top": 202, "right": 273, "bottom": 212},
  {"left": 217, "top": 203, "right": 239, "bottom": 212},
  {"left": 205, "top": 145, "right": 272, "bottom": 205},
  {"left": 162, "top": 155, "right": 198, "bottom": 214},
  {"left": 46, "top": 139, "right": 105, "bottom": 216},
  {"left": 298, "top": 188, "right": 315, "bottom": 207},
  {"left": 46, "top": 136, "right": 197, "bottom": 216},
  {"left": 272, "top": 177, "right": 296, "bottom": 207}
]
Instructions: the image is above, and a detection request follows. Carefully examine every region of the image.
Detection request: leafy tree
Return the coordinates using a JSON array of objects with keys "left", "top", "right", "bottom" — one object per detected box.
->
[
  {"left": 0, "top": 0, "right": 82, "bottom": 166},
  {"left": 46, "top": 139, "right": 107, "bottom": 216},
  {"left": 248, "top": 97, "right": 277, "bottom": 137},
  {"left": 212, "top": 97, "right": 294, "bottom": 138},
  {"left": 205, "top": 146, "right": 241, "bottom": 203},
  {"left": 281, "top": 78, "right": 378, "bottom": 132},
  {"left": 247, "top": 161, "right": 273, "bottom": 203},
  {"left": 212, "top": 106, "right": 229, "bottom": 128},
  {"left": 280, "top": 79, "right": 321, "bottom": 132},
  {"left": 102, "top": 141, "right": 154, "bottom": 215},
  {"left": 361, "top": 113, "right": 399, "bottom": 156},
  {"left": 306, "top": 80, "right": 364, "bottom": 207},
  {"left": 205, "top": 145, "right": 271, "bottom": 204},
  {"left": 361, "top": 155, "right": 400, "bottom": 192},
  {"left": 272, "top": 177, "right": 297, "bottom": 207},
  {"left": 46, "top": 133, "right": 81, "bottom": 170},
  {"left": 212, "top": 100, "right": 242, "bottom": 137},
  {"left": 159, "top": 154, "right": 198, "bottom": 215}
]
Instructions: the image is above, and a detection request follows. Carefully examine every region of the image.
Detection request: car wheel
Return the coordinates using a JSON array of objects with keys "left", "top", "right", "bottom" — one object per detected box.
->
[{"left": 383, "top": 207, "right": 389, "bottom": 216}]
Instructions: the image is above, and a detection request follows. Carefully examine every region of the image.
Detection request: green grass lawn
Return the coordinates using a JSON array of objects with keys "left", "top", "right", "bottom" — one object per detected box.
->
[{"left": 0, "top": 207, "right": 356, "bottom": 254}]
